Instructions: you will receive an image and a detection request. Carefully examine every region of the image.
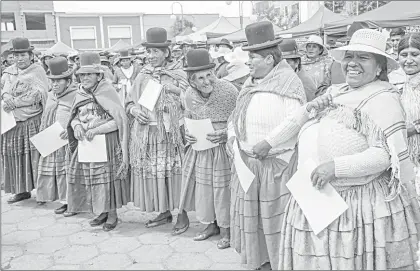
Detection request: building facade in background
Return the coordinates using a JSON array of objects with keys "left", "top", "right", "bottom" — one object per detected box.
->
[{"left": 1, "top": 1, "right": 57, "bottom": 51}]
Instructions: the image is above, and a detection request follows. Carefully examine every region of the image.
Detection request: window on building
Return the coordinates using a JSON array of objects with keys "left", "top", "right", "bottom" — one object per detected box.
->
[
  {"left": 108, "top": 25, "right": 132, "bottom": 47},
  {"left": 25, "top": 13, "right": 46, "bottom": 30},
  {"left": 70, "top": 26, "right": 97, "bottom": 49},
  {"left": 1, "top": 13, "right": 16, "bottom": 31}
]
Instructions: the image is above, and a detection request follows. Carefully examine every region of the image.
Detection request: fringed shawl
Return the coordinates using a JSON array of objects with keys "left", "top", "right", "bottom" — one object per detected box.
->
[
  {"left": 230, "top": 59, "right": 307, "bottom": 142},
  {"left": 183, "top": 79, "right": 238, "bottom": 123},
  {"left": 67, "top": 79, "right": 129, "bottom": 178},
  {"left": 40, "top": 83, "right": 78, "bottom": 131},
  {"left": 127, "top": 63, "right": 189, "bottom": 168},
  {"left": 320, "top": 80, "right": 415, "bottom": 201}
]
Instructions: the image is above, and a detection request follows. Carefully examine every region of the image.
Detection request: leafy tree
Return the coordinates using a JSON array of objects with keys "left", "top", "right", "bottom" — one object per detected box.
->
[{"left": 170, "top": 16, "right": 195, "bottom": 37}]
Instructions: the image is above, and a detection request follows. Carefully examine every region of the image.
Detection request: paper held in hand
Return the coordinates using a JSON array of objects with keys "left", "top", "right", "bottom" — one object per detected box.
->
[
  {"left": 30, "top": 122, "right": 68, "bottom": 157},
  {"left": 184, "top": 118, "right": 218, "bottom": 151},
  {"left": 286, "top": 159, "right": 348, "bottom": 235},
  {"left": 78, "top": 134, "right": 108, "bottom": 163},
  {"left": 137, "top": 79, "right": 163, "bottom": 112},
  {"left": 232, "top": 139, "right": 255, "bottom": 194},
  {"left": 1, "top": 102, "right": 16, "bottom": 134}
]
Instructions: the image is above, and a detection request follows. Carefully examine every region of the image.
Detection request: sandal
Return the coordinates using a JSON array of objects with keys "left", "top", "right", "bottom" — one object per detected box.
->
[
  {"left": 145, "top": 215, "right": 172, "bottom": 228},
  {"left": 193, "top": 226, "right": 220, "bottom": 241},
  {"left": 89, "top": 213, "right": 108, "bottom": 227},
  {"left": 54, "top": 204, "right": 67, "bottom": 214},
  {"left": 103, "top": 219, "right": 118, "bottom": 232},
  {"left": 217, "top": 238, "right": 230, "bottom": 249},
  {"left": 172, "top": 223, "right": 189, "bottom": 236}
]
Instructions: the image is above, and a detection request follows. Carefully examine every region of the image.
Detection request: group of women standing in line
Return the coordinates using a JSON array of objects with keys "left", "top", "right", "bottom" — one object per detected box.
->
[{"left": 2, "top": 22, "right": 420, "bottom": 270}]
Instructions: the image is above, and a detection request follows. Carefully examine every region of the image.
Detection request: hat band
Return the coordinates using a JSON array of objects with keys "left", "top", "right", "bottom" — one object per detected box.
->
[{"left": 282, "top": 50, "right": 299, "bottom": 57}]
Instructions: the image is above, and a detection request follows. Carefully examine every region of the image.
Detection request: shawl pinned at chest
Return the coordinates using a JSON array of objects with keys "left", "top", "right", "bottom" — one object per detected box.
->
[
  {"left": 127, "top": 63, "right": 189, "bottom": 156},
  {"left": 40, "top": 83, "right": 77, "bottom": 131},
  {"left": 320, "top": 80, "right": 415, "bottom": 201},
  {"left": 3, "top": 64, "right": 49, "bottom": 120},
  {"left": 183, "top": 79, "right": 238, "bottom": 123},
  {"left": 230, "top": 59, "right": 307, "bottom": 142},
  {"left": 67, "top": 79, "right": 129, "bottom": 177}
]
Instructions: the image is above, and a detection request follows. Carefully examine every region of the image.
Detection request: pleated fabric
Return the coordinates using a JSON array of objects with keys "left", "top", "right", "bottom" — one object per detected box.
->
[
  {"left": 67, "top": 131, "right": 129, "bottom": 214},
  {"left": 230, "top": 150, "right": 297, "bottom": 269},
  {"left": 278, "top": 175, "right": 420, "bottom": 270},
  {"left": 2, "top": 114, "right": 42, "bottom": 194}
]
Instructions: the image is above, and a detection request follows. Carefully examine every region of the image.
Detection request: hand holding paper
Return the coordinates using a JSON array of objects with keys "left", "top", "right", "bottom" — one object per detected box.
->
[
  {"left": 30, "top": 122, "right": 68, "bottom": 157},
  {"left": 184, "top": 118, "right": 218, "bottom": 151},
  {"left": 78, "top": 134, "right": 108, "bottom": 163}
]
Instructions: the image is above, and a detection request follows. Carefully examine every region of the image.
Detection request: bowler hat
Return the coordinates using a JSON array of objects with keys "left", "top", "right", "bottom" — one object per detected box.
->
[
  {"left": 118, "top": 50, "right": 133, "bottom": 60},
  {"left": 10, "top": 37, "right": 34, "bottom": 53},
  {"left": 184, "top": 49, "right": 216, "bottom": 72},
  {"left": 216, "top": 38, "right": 233, "bottom": 49},
  {"left": 142, "top": 27, "right": 171, "bottom": 48},
  {"left": 76, "top": 52, "right": 104, "bottom": 74},
  {"left": 279, "top": 39, "right": 301, "bottom": 59},
  {"left": 100, "top": 56, "right": 110, "bottom": 63},
  {"left": 47, "top": 56, "right": 74, "bottom": 79},
  {"left": 242, "top": 22, "right": 283, "bottom": 51}
]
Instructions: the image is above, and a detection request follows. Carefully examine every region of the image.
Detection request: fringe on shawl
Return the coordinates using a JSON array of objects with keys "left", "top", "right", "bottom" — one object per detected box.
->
[{"left": 320, "top": 105, "right": 403, "bottom": 201}]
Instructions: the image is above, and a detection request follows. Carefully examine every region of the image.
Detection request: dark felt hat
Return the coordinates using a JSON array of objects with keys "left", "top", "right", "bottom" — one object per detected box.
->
[
  {"left": 279, "top": 39, "right": 301, "bottom": 59},
  {"left": 242, "top": 21, "right": 283, "bottom": 51},
  {"left": 183, "top": 49, "right": 216, "bottom": 72},
  {"left": 10, "top": 37, "right": 34, "bottom": 53},
  {"left": 216, "top": 38, "right": 233, "bottom": 49},
  {"left": 47, "top": 56, "right": 74, "bottom": 79},
  {"left": 118, "top": 50, "right": 133, "bottom": 60},
  {"left": 141, "top": 27, "right": 171, "bottom": 48},
  {"left": 76, "top": 52, "right": 103, "bottom": 74}
]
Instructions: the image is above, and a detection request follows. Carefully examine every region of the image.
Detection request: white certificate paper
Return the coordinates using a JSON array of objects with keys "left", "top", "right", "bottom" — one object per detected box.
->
[
  {"left": 30, "top": 121, "right": 68, "bottom": 157},
  {"left": 78, "top": 134, "right": 108, "bottom": 163},
  {"left": 184, "top": 118, "right": 218, "bottom": 151},
  {"left": 233, "top": 139, "right": 255, "bottom": 194},
  {"left": 286, "top": 159, "right": 348, "bottom": 235},
  {"left": 1, "top": 102, "right": 16, "bottom": 134},
  {"left": 137, "top": 79, "right": 162, "bottom": 112}
]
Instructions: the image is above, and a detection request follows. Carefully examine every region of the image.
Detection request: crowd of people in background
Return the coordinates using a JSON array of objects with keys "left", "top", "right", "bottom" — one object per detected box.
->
[{"left": 1, "top": 20, "right": 420, "bottom": 270}]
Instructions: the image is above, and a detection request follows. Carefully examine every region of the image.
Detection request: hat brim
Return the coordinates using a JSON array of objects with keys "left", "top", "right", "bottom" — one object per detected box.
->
[
  {"left": 216, "top": 43, "right": 233, "bottom": 49},
  {"left": 141, "top": 41, "right": 171, "bottom": 48},
  {"left": 330, "top": 43, "right": 398, "bottom": 68},
  {"left": 47, "top": 69, "right": 74, "bottom": 79},
  {"left": 223, "top": 67, "right": 250, "bottom": 82},
  {"left": 282, "top": 53, "right": 301, "bottom": 59},
  {"left": 183, "top": 63, "right": 216, "bottom": 72},
  {"left": 10, "top": 46, "right": 35, "bottom": 53},
  {"left": 305, "top": 41, "right": 328, "bottom": 53},
  {"left": 242, "top": 39, "right": 283, "bottom": 51},
  {"left": 76, "top": 66, "right": 104, "bottom": 74}
]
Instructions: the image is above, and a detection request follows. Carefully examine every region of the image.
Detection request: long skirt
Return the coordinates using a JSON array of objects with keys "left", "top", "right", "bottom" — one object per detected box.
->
[
  {"left": 36, "top": 145, "right": 67, "bottom": 202},
  {"left": 130, "top": 126, "right": 182, "bottom": 213},
  {"left": 278, "top": 174, "right": 420, "bottom": 270},
  {"left": 1, "top": 114, "right": 41, "bottom": 194},
  {"left": 179, "top": 144, "right": 231, "bottom": 228},
  {"left": 67, "top": 131, "right": 129, "bottom": 214},
  {"left": 414, "top": 166, "right": 420, "bottom": 199},
  {"left": 230, "top": 150, "right": 297, "bottom": 270}
]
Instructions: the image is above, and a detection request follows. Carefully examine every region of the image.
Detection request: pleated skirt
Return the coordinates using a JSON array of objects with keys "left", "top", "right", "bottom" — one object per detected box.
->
[
  {"left": 230, "top": 150, "right": 297, "bottom": 270},
  {"left": 67, "top": 131, "right": 129, "bottom": 214},
  {"left": 130, "top": 126, "right": 182, "bottom": 213},
  {"left": 179, "top": 144, "right": 231, "bottom": 227},
  {"left": 36, "top": 145, "right": 67, "bottom": 202},
  {"left": 1, "top": 114, "right": 41, "bottom": 194},
  {"left": 278, "top": 175, "right": 420, "bottom": 270}
]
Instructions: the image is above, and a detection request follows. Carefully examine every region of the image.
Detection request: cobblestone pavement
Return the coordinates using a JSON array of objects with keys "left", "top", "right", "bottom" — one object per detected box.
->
[{"left": 1, "top": 190, "right": 249, "bottom": 270}]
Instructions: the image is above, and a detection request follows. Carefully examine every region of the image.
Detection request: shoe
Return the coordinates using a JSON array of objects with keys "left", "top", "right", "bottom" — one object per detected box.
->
[
  {"left": 54, "top": 204, "right": 68, "bottom": 214},
  {"left": 217, "top": 238, "right": 230, "bottom": 249},
  {"left": 89, "top": 214, "right": 108, "bottom": 227},
  {"left": 145, "top": 215, "right": 172, "bottom": 228},
  {"left": 37, "top": 201, "right": 46, "bottom": 205},
  {"left": 7, "top": 192, "right": 31, "bottom": 204},
  {"left": 193, "top": 226, "right": 220, "bottom": 241},
  {"left": 103, "top": 219, "right": 118, "bottom": 231},
  {"left": 63, "top": 212, "right": 77, "bottom": 217},
  {"left": 172, "top": 223, "right": 189, "bottom": 236}
]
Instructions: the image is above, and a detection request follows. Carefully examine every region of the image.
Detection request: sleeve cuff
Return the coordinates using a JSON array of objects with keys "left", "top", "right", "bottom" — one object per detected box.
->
[{"left": 334, "top": 157, "right": 352, "bottom": 178}]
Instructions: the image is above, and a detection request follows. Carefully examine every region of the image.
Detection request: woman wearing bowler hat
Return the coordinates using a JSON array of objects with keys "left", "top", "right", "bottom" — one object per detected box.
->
[
  {"left": 35, "top": 57, "right": 78, "bottom": 216},
  {"left": 1, "top": 37, "right": 49, "bottom": 204},
  {"left": 127, "top": 27, "right": 189, "bottom": 228}
]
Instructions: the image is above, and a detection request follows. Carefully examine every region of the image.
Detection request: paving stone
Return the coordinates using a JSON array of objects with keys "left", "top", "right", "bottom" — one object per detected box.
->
[
  {"left": 2, "top": 231, "right": 41, "bottom": 245},
  {"left": 1, "top": 208, "right": 35, "bottom": 224},
  {"left": 125, "top": 263, "right": 166, "bottom": 270},
  {"left": 1, "top": 203, "right": 12, "bottom": 213},
  {"left": 109, "top": 222, "right": 149, "bottom": 237},
  {"left": 2, "top": 224, "right": 18, "bottom": 235},
  {"left": 98, "top": 236, "right": 141, "bottom": 254},
  {"left": 82, "top": 254, "right": 132, "bottom": 270},
  {"left": 32, "top": 205, "right": 58, "bottom": 216},
  {"left": 54, "top": 245, "right": 99, "bottom": 265},
  {"left": 170, "top": 237, "right": 214, "bottom": 253},
  {"left": 165, "top": 253, "right": 213, "bottom": 270},
  {"left": 2, "top": 246, "right": 23, "bottom": 263},
  {"left": 137, "top": 231, "right": 179, "bottom": 245},
  {"left": 25, "top": 236, "right": 69, "bottom": 254},
  {"left": 205, "top": 246, "right": 241, "bottom": 263},
  {"left": 18, "top": 215, "right": 56, "bottom": 231},
  {"left": 41, "top": 223, "right": 82, "bottom": 237},
  {"left": 55, "top": 213, "right": 91, "bottom": 224},
  {"left": 119, "top": 210, "right": 158, "bottom": 223},
  {"left": 9, "top": 254, "right": 53, "bottom": 270},
  {"left": 47, "top": 265, "right": 82, "bottom": 270},
  {"left": 209, "top": 263, "right": 248, "bottom": 270},
  {"left": 68, "top": 230, "right": 110, "bottom": 245},
  {"left": 129, "top": 245, "right": 173, "bottom": 263}
]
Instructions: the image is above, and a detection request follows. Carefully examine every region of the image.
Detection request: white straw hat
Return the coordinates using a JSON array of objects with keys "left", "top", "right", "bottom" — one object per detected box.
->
[
  {"left": 224, "top": 47, "right": 249, "bottom": 64},
  {"left": 223, "top": 61, "right": 250, "bottom": 82},
  {"left": 305, "top": 35, "right": 327, "bottom": 53},
  {"left": 330, "top": 29, "right": 398, "bottom": 68}
]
